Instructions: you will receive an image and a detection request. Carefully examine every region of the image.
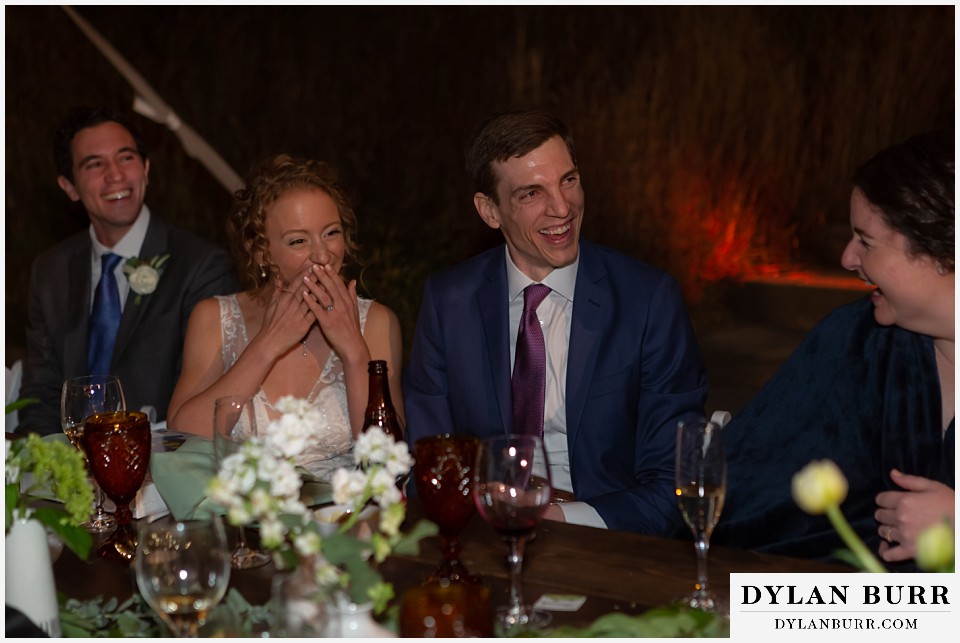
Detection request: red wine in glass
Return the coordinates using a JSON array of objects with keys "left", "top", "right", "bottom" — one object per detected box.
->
[
  {"left": 474, "top": 482, "right": 544, "bottom": 539},
  {"left": 473, "top": 434, "right": 553, "bottom": 633}
]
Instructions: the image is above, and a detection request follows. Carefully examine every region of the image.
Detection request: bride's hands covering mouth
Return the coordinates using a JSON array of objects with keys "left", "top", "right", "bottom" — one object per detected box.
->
[{"left": 302, "top": 263, "right": 368, "bottom": 365}]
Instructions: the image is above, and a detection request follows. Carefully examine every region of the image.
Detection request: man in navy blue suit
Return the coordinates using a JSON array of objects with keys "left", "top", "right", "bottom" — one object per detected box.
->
[{"left": 404, "top": 111, "right": 708, "bottom": 533}]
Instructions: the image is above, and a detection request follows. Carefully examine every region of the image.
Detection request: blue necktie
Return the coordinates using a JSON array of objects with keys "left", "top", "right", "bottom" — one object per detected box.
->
[
  {"left": 512, "top": 284, "right": 552, "bottom": 437},
  {"left": 87, "top": 253, "right": 123, "bottom": 376}
]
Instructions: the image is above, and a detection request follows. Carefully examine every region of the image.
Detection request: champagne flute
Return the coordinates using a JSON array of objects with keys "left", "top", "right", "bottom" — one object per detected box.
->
[
  {"left": 60, "top": 375, "right": 124, "bottom": 532},
  {"left": 473, "top": 434, "right": 552, "bottom": 632},
  {"left": 135, "top": 514, "right": 231, "bottom": 637},
  {"left": 675, "top": 418, "right": 726, "bottom": 612},
  {"left": 212, "top": 396, "right": 270, "bottom": 569}
]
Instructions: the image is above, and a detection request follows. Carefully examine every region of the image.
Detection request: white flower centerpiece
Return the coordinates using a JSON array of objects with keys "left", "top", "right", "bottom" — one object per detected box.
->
[{"left": 206, "top": 396, "right": 437, "bottom": 614}]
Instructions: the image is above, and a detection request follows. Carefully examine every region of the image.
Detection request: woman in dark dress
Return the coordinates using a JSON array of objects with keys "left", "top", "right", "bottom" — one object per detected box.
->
[{"left": 714, "top": 130, "right": 954, "bottom": 567}]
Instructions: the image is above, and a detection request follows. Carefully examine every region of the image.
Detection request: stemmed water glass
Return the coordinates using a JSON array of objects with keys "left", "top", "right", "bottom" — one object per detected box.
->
[
  {"left": 135, "top": 514, "right": 231, "bottom": 637},
  {"left": 413, "top": 434, "right": 481, "bottom": 583},
  {"left": 60, "top": 375, "right": 124, "bottom": 533},
  {"left": 212, "top": 395, "right": 271, "bottom": 569},
  {"left": 675, "top": 418, "right": 727, "bottom": 613},
  {"left": 473, "top": 434, "right": 553, "bottom": 632},
  {"left": 83, "top": 410, "right": 152, "bottom": 560}
]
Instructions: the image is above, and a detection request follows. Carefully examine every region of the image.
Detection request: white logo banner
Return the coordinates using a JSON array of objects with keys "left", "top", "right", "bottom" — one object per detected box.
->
[{"left": 731, "top": 573, "right": 957, "bottom": 641}]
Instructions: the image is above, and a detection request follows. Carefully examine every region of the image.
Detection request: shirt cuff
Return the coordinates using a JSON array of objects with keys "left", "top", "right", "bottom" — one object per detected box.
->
[{"left": 558, "top": 501, "right": 607, "bottom": 529}]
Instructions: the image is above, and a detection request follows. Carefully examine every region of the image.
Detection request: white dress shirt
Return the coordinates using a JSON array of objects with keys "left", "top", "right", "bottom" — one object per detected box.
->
[
  {"left": 505, "top": 250, "right": 607, "bottom": 528},
  {"left": 89, "top": 206, "right": 151, "bottom": 312}
]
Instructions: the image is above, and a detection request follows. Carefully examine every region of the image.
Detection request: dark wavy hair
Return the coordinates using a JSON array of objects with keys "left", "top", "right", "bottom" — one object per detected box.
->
[
  {"left": 465, "top": 110, "right": 577, "bottom": 204},
  {"left": 228, "top": 154, "right": 361, "bottom": 299},
  {"left": 53, "top": 106, "right": 149, "bottom": 182},
  {"left": 853, "top": 130, "right": 954, "bottom": 270}
]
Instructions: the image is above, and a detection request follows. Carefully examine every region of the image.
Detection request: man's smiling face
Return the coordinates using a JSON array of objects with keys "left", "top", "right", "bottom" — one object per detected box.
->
[
  {"left": 474, "top": 135, "right": 584, "bottom": 282},
  {"left": 57, "top": 120, "right": 150, "bottom": 247}
]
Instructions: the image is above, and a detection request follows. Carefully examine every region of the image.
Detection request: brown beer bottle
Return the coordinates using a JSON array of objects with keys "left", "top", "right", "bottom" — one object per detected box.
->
[{"left": 362, "top": 360, "right": 404, "bottom": 442}]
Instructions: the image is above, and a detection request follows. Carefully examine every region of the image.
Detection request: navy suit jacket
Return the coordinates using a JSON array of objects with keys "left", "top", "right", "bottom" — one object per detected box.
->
[
  {"left": 19, "top": 214, "right": 238, "bottom": 435},
  {"left": 404, "top": 239, "right": 708, "bottom": 533},
  {"left": 713, "top": 298, "right": 954, "bottom": 564}
]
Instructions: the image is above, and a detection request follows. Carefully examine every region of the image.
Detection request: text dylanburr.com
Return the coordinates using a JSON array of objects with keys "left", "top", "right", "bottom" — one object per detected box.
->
[{"left": 730, "top": 573, "right": 957, "bottom": 640}]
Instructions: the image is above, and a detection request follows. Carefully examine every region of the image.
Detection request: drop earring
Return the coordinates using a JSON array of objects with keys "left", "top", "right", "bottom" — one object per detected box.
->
[
  {"left": 937, "top": 264, "right": 945, "bottom": 276},
  {"left": 259, "top": 264, "right": 268, "bottom": 280}
]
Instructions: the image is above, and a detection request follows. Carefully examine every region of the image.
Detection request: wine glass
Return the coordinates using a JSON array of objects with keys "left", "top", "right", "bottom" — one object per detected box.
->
[
  {"left": 60, "top": 375, "right": 124, "bottom": 533},
  {"left": 473, "top": 434, "right": 553, "bottom": 632},
  {"left": 82, "top": 410, "right": 152, "bottom": 560},
  {"left": 212, "top": 395, "right": 271, "bottom": 569},
  {"left": 675, "top": 418, "right": 727, "bottom": 613},
  {"left": 135, "top": 514, "right": 231, "bottom": 637},
  {"left": 413, "top": 434, "right": 480, "bottom": 583}
]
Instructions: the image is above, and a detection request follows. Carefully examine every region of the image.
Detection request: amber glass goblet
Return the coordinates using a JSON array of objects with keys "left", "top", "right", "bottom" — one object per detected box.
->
[
  {"left": 400, "top": 578, "right": 493, "bottom": 637},
  {"left": 413, "top": 434, "right": 480, "bottom": 582},
  {"left": 83, "top": 410, "right": 151, "bottom": 561}
]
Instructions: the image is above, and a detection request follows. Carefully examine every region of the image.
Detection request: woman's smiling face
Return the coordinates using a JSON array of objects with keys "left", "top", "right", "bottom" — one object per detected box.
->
[
  {"left": 263, "top": 187, "right": 344, "bottom": 287},
  {"left": 841, "top": 187, "right": 946, "bottom": 332}
]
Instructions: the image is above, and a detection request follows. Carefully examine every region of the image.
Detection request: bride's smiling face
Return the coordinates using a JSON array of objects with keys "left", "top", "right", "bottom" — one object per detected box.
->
[{"left": 263, "top": 187, "right": 345, "bottom": 287}]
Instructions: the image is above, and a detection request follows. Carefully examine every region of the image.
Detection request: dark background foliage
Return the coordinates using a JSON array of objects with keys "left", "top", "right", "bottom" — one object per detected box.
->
[{"left": 4, "top": 5, "right": 954, "bottom": 362}]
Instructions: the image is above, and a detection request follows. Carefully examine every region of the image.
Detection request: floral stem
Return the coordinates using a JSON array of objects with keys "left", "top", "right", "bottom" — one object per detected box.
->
[{"left": 826, "top": 505, "right": 886, "bottom": 573}]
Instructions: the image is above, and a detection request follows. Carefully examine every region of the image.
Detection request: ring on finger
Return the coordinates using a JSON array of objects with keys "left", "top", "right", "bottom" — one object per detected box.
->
[{"left": 325, "top": 304, "right": 335, "bottom": 312}]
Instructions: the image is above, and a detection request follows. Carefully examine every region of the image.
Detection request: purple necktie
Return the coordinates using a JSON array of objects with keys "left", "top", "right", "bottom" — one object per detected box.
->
[
  {"left": 512, "top": 283, "right": 552, "bottom": 437},
  {"left": 88, "top": 252, "right": 123, "bottom": 376}
]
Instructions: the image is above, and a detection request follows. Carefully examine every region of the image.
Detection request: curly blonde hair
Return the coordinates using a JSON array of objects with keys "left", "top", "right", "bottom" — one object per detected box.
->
[{"left": 228, "top": 154, "right": 361, "bottom": 300}]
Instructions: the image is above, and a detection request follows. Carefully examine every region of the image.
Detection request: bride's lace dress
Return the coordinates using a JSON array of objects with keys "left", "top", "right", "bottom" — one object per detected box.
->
[{"left": 217, "top": 294, "right": 372, "bottom": 481}]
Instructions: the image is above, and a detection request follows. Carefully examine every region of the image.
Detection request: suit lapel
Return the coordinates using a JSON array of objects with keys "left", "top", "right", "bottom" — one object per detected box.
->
[
  {"left": 112, "top": 216, "right": 168, "bottom": 368},
  {"left": 478, "top": 248, "right": 512, "bottom": 433},
  {"left": 65, "top": 240, "right": 94, "bottom": 375},
  {"left": 565, "top": 240, "right": 608, "bottom": 451}
]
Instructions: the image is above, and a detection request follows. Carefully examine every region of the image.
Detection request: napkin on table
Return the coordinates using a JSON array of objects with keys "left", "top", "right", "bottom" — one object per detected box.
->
[
  {"left": 150, "top": 437, "right": 220, "bottom": 520},
  {"left": 150, "top": 437, "right": 335, "bottom": 521},
  {"left": 6, "top": 360, "right": 23, "bottom": 433}
]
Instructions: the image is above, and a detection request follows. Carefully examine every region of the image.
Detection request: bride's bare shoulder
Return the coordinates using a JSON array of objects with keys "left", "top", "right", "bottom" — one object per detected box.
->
[{"left": 364, "top": 299, "right": 400, "bottom": 329}]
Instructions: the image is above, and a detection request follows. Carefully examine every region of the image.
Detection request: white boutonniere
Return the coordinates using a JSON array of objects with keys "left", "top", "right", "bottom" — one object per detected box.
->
[{"left": 122, "top": 254, "right": 170, "bottom": 304}]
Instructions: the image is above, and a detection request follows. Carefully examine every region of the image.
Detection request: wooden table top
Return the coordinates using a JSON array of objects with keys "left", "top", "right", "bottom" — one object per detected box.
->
[{"left": 52, "top": 499, "right": 849, "bottom": 632}]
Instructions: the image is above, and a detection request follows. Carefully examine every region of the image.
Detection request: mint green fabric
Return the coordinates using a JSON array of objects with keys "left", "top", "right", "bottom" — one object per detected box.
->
[
  {"left": 300, "top": 479, "right": 335, "bottom": 507},
  {"left": 150, "top": 437, "right": 220, "bottom": 520},
  {"left": 150, "top": 437, "right": 335, "bottom": 521}
]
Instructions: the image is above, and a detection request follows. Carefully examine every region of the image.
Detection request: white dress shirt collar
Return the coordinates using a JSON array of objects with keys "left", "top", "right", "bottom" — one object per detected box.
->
[
  {"left": 89, "top": 205, "right": 151, "bottom": 259},
  {"left": 504, "top": 245, "right": 579, "bottom": 303},
  {"left": 89, "top": 206, "right": 151, "bottom": 311}
]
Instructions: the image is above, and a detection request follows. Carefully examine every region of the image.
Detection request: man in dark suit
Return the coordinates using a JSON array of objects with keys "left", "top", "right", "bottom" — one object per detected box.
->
[
  {"left": 404, "top": 111, "right": 707, "bottom": 533},
  {"left": 18, "top": 106, "right": 237, "bottom": 435}
]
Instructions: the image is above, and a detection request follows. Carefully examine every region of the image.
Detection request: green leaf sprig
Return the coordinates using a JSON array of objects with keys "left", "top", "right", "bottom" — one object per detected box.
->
[{"left": 6, "top": 434, "right": 94, "bottom": 559}]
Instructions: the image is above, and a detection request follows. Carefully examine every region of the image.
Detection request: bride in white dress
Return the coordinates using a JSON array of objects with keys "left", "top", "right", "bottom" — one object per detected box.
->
[{"left": 167, "top": 155, "right": 404, "bottom": 481}]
